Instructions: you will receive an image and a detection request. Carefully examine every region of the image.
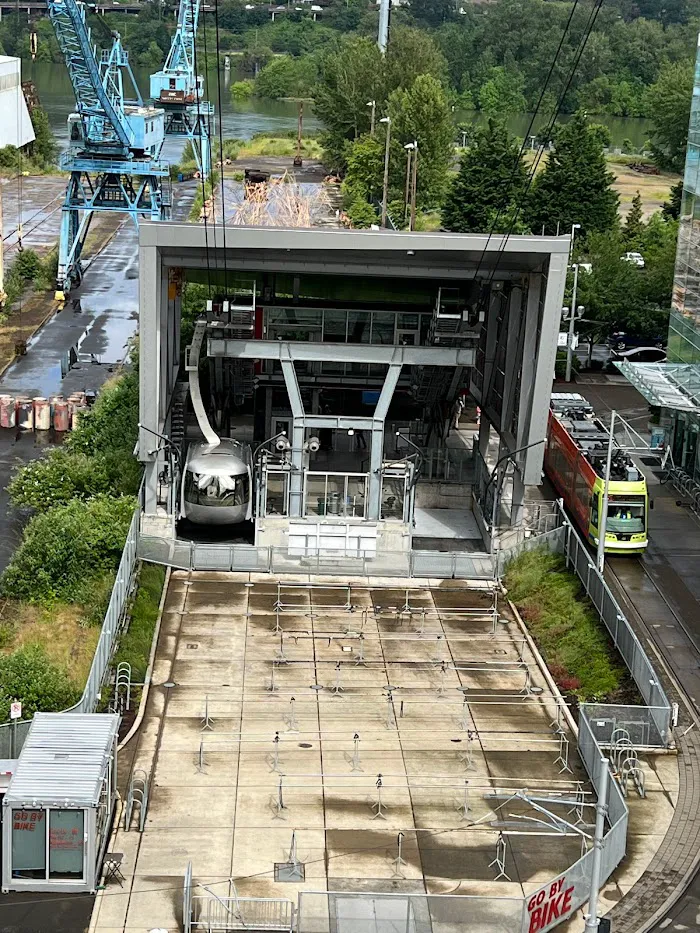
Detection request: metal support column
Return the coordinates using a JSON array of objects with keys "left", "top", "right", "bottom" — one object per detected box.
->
[
  {"left": 368, "top": 362, "right": 402, "bottom": 520},
  {"left": 280, "top": 357, "right": 305, "bottom": 518}
]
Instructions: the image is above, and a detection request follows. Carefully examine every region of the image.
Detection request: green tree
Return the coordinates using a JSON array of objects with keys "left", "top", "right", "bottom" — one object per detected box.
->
[
  {"left": 663, "top": 180, "right": 683, "bottom": 221},
  {"left": 442, "top": 119, "right": 528, "bottom": 233},
  {"left": 623, "top": 191, "right": 644, "bottom": 246},
  {"left": 384, "top": 26, "right": 448, "bottom": 93},
  {"left": 254, "top": 55, "right": 317, "bottom": 99},
  {"left": 409, "top": 0, "right": 455, "bottom": 27},
  {"left": 314, "top": 36, "right": 385, "bottom": 170},
  {"left": 387, "top": 73, "right": 454, "bottom": 208},
  {"left": 478, "top": 66, "right": 527, "bottom": 116},
  {"left": 29, "top": 107, "right": 57, "bottom": 168},
  {"left": 525, "top": 111, "right": 619, "bottom": 237},
  {"left": 646, "top": 61, "right": 694, "bottom": 172},
  {"left": 343, "top": 133, "right": 385, "bottom": 204}
]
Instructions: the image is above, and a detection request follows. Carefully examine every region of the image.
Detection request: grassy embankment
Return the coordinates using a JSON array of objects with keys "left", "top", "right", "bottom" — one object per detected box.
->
[
  {"left": 504, "top": 549, "right": 634, "bottom": 703},
  {"left": 0, "top": 365, "right": 164, "bottom": 720}
]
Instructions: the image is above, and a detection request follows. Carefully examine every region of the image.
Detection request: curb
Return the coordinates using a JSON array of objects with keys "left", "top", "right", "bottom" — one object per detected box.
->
[{"left": 506, "top": 595, "right": 579, "bottom": 738}]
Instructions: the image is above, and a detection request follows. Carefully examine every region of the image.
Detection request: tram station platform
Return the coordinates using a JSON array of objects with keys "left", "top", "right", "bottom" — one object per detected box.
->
[{"left": 88, "top": 573, "right": 678, "bottom": 933}]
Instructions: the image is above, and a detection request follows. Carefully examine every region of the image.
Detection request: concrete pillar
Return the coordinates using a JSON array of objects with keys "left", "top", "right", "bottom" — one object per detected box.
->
[{"left": 521, "top": 254, "right": 567, "bottom": 485}]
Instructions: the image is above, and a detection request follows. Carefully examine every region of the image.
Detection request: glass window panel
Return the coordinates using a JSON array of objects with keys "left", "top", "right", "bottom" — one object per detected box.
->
[
  {"left": 12, "top": 809, "right": 46, "bottom": 879},
  {"left": 347, "top": 311, "right": 371, "bottom": 343},
  {"left": 266, "top": 473, "right": 289, "bottom": 516},
  {"left": 371, "top": 312, "right": 395, "bottom": 345},
  {"left": 397, "top": 313, "right": 419, "bottom": 329},
  {"left": 49, "top": 809, "right": 84, "bottom": 880},
  {"left": 323, "top": 310, "right": 347, "bottom": 342},
  {"left": 305, "top": 474, "right": 327, "bottom": 515}
]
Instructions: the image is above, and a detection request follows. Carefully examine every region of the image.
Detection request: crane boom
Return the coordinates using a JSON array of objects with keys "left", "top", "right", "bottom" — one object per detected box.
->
[
  {"left": 163, "top": 0, "right": 199, "bottom": 82},
  {"left": 47, "top": 0, "right": 131, "bottom": 151},
  {"left": 45, "top": 0, "right": 171, "bottom": 296},
  {"left": 150, "top": 0, "right": 212, "bottom": 178}
]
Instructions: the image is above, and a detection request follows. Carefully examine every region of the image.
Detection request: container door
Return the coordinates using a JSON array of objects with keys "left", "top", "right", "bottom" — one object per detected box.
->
[{"left": 49, "top": 809, "right": 85, "bottom": 881}]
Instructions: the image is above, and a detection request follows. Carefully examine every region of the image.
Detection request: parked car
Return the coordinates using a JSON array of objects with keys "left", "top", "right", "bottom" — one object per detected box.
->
[
  {"left": 621, "top": 251, "right": 645, "bottom": 268},
  {"left": 608, "top": 331, "right": 666, "bottom": 353},
  {"left": 607, "top": 345, "right": 667, "bottom": 370}
]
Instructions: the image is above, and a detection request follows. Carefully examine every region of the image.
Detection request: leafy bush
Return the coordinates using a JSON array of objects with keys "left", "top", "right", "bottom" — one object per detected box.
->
[
  {"left": 346, "top": 198, "right": 378, "bottom": 228},
  {"left": 66, "top": 367, "right": 139, "bottom": 459},
  {"left": 0, "top": 645, "right": 80, "bottom": 720},
  {"left": 1, "top": 495, "right": 136, "bottom": 604},
  {"left": 8, "top": 449, "right": 113, "bottom": 511},
  {"left": 230, "top": 79, "right": 254, "bottom": 100},
  {"left": 504, "top": 549, "right": 625, "bottom": 701},
  {"left": 254, "top": 55, "right": 317, "bottom": 99}
]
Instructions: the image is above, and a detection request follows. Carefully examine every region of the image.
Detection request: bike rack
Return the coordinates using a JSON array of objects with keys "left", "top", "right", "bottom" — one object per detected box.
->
[{"left": 124, "top": 768, "right": 149, "bottom": 832}]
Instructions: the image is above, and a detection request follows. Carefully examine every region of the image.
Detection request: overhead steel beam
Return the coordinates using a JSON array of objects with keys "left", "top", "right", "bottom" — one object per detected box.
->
[{"left": 208, "top": 338, "right": 475, "bottom": 367}]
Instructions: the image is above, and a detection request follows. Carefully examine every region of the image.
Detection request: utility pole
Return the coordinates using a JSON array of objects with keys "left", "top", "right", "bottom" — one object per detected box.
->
[
  {"left": 583, "top": 759, "right": 609, "bottom": 931},
  {"left": 409, "top": 139, "right": 418, "bottom": 232},
  {"left": 596, "top": 410, "right": 616, "bottom": 574},
  {"left": 380, "top": 116, "right": 391, "bottom": 229},
  {"left": 294, "top": 100, "right": 303, "bottom": 167}
]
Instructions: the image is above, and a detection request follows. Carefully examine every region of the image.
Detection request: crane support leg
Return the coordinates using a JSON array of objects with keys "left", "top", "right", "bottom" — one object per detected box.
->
[{"left": 57, "top": 168, "right": 171, "bottom": 292}]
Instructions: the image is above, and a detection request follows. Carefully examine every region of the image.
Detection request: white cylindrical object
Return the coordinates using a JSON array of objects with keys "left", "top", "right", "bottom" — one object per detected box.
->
[{"left": 33, "top": 397, "right": 50, "bottom": 431}]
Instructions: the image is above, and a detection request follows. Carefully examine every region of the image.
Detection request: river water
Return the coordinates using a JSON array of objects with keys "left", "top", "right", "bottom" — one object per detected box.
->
[{"left": 26, "top": 61, "right": 652, "bottom": 155}]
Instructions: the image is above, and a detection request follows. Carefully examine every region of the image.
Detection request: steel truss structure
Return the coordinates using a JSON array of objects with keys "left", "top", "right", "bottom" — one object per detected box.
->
[{"left": 47, "top": 0, "right": 170, "bottom": 293}]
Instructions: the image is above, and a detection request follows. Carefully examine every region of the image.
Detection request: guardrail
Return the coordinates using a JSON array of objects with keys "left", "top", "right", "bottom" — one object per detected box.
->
[
  {"left": 562, "top": 514, "right": 672, "bottom": 743},
  {"left": 665, "top": 465, "right": 700, "bottom": 515},
  {"left": 137, "top": 535, "right": 501, "bottom": 580}
]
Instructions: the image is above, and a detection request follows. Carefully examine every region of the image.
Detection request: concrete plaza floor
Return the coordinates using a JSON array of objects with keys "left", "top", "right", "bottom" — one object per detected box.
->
[{"left": 89, "top": 574, "right": 678, "bottom": 933}]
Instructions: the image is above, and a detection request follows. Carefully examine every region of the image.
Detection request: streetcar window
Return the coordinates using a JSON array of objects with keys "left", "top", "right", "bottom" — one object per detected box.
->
[
  {"left": 606, "top": 502, "right": 645, "bottom": 533},
  {"left": 184, "top": 472, "right": 250, "bottom": 507},
  {"left": 590, "top": 497, "right": 599, "bottom": 528}
]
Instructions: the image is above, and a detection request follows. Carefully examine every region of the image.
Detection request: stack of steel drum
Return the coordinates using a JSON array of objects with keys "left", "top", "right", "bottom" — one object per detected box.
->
[{"left": 0, "top": 392, "right": 89, "bottom": 431}]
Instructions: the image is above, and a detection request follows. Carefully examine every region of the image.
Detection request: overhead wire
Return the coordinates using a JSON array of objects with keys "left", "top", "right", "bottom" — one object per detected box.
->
[
  {"left": 471, "top": 0, "right": 584, "bottom": 276},
  {"left": 190, "top": 0, "right": 212, "bottom": 295},
  {"left": 213, "top": 0, "right": 230, "bottom": 297},
  {"left": 485, "top": 0, "right": 606, "bottom": 283},
  {"left": 474, "top": 0, "right": 606, "bottom": 418}
]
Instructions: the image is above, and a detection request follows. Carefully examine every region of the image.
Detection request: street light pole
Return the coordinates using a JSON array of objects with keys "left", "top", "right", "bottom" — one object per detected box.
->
[
  {"left": 380, "top": 116, "right": 391, "bottom": 229},
  {"left": 409, "top": 139, "right": 418, "bottom": 232},
  {"left": 596, "top": 410, "right": 616, "bottom": 574},
  {"left": 565, "top": 263, "right": 580, "bottom": 382},
  {"left": 367, "top": 100, "right": 376, "bottom": 137},
  {"left": 583, "top": 758, "right": 609, "bottom": 932},
  {"left": 404, "top": 142, "right": 414, "bottom": 225},
  {"left": 565, "top": 221, "right": 581, "bottom": 382}
]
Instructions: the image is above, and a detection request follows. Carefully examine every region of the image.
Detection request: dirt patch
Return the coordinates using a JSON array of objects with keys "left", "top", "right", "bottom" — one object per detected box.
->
[
  {"left": 610, "top": 162, "right": 680, "bottom": 220},
  {"left": 0, "top": 599, "right": 100, "bottom": 689},
  {"left": 0, "top": 291, "right": 59, "bottom": 374}
]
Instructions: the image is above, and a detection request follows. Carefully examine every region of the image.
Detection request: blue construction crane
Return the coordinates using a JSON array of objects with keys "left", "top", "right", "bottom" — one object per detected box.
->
[
  {"left": 47, "top": 0, "right": 171, "bottom": 296},
  {"left": 150, "top": 0, "right": 213, "bottom": 178}
]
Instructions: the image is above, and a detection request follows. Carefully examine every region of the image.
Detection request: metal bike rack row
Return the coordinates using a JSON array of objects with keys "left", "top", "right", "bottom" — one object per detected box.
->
[{"left": 123, "top": 768, "right": 150, "bottom": 832}]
